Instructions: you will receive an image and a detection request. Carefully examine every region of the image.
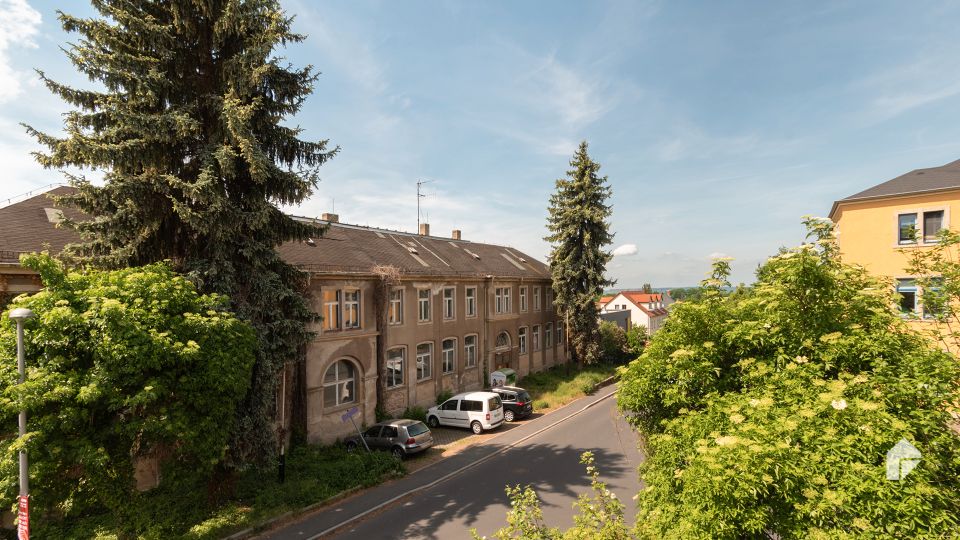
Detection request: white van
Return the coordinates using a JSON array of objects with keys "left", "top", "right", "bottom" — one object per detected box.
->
[{"left": 426, "top": 391, "right": 505, "bottom": 434}]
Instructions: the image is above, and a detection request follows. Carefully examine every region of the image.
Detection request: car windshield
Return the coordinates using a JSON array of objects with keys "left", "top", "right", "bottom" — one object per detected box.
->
[
  {"left": 518, "top": 391, "right": 531, "bottom": 402},
  {"left": 406, "top": 422, "right": 429, "bottom": 436},
  {"left": 488, "top": 396, "right": 502, "bottom": 410}
]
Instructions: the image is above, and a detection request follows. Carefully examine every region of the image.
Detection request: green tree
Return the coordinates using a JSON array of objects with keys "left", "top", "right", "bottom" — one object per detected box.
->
[
  {"left": 0, "top": 254, "right": 255, "bottom": 532},
  {"left": 618, "top": 217, "right": 960, "bottom": 538},
  {"left": 641, "top": 283, "right": 652, "bottom": 294},
  {"left": 24, "top": 0, "right": 335, "bottom": 466},
  {"left": 546, "top": 141, "right": 614, "bottom": 368},
  {"left": 599, "top": 321, "right": 630, "bottom": 364}
]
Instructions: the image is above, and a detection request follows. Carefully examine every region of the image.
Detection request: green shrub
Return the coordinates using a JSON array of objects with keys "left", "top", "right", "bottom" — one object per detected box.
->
[
  {"left": 619, "top": 218, "right": 960, "bottom": 538},
  {"left": 399, "top": 406, "right": 427, "bottom": 423},
  {"left": 435, "top": 390, "right": 454, "bottom": 405},
  {"left": 0, "top": 254, "right": 256, "bottom": 534}
]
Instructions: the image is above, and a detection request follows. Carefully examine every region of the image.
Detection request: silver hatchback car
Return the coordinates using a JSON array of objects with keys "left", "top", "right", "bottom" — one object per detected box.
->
[{"left": 344, "top": 419, "right": 434, "bottom": 459}]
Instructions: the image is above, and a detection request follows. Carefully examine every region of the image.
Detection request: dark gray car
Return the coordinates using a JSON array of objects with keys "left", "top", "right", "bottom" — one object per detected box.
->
[{"left": 344, "top": 419, "right": 434, "bottom": 459}]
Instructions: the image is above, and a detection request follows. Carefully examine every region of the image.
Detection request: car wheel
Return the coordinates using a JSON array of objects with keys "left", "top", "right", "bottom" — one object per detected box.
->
[
  {"left": 427, "top": 416, "right": 439, "bottom": 428},
  {"left": 471, "top": 421, "right": 483, "bottom": 435},
  {"left": 391, "top": 446, "right": 405, "bottom": 460},
  {"left": 504, "top": 410, "right": 515, "bottom": 422}
]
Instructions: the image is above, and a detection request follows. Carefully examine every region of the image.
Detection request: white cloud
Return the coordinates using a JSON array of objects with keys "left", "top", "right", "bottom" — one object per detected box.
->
[
  {"left": 654, "top": 122, "right": 804, "bottom": 163},
  {"left": 612, "top": 243, "right": 639, "bottom": 257},
  {"left": 528, "top": 55, "right": 613, "bottom": 128},
  {"left": 0, "top": 0, "right": 41, "bottom": 103}
]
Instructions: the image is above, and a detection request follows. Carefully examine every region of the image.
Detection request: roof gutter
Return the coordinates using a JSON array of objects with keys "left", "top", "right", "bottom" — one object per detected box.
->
[{"left": 829, "top": 186, "right": 960, "bottom": 221}]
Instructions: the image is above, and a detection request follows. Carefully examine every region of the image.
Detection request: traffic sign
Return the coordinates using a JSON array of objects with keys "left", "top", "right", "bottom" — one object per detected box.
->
[{"left": 340, "top": 406, "right": 359, "bottom": 423}]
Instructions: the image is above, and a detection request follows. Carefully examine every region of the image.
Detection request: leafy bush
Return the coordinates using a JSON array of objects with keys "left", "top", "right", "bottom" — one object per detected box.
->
[
  {"left": 35, "top": 444, "right": 402, "bottom": 539},
  {"left": 399, "top": 406, "right": 428, "bottom": 423},
  {"left": 618, "top": 218, "right": 960, "bottom": 538},
  {"left": 599, "top": 321, "right": 631, "bottom": 364},
  {"left": 436, "top": 390, "right": 454, "bottom": 406},
  {"left": 474, "top": 451, "right": 629, "bottom": 540},
  {"left": 0, "top": 254, "right": 256, "bottom": 533}
]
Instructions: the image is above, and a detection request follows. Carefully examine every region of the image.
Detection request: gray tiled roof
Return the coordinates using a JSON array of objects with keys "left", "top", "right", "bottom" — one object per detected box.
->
[
  {"left": 279, "top": 219, "right": 550, "bottom": 279},
  {"left": 830, "top": 158, "right": 960, "bottom": 217},
  {"left": 0, "top": 186, "right": 550, "bottom": 279},
  {"left": 0, "top": 186, "right": 84, "bottom": 263}
]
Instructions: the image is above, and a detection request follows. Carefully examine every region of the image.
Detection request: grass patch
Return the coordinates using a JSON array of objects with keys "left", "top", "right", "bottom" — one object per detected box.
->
[
  {"left": 31, "top": 444, "right": 403, "bottom": 540},
  {"left": 519, "top": 363, "right": 618, "bottom": 411}
]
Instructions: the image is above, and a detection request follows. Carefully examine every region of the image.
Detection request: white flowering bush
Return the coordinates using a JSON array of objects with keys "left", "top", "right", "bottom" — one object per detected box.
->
[{"left": 618, "top": 217, "right": 960, "bottom": 538}]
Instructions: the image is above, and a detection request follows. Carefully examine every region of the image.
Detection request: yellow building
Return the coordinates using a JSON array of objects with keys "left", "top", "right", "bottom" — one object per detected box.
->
[{"left": 829, "top": 158, "right": 960, "bottom": 319}]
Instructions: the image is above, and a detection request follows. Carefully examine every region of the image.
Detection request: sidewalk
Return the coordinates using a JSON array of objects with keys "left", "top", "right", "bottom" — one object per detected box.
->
[{"left": 251, "top": 383, "right": 619, "bottom": 540}]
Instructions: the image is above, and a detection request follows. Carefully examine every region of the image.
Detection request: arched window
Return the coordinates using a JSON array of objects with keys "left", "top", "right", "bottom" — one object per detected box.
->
[
  {"left": 495, "top": 331, "right": 510, "bottom": 350},
  {"left": 323, "top": 359, "right": 356, "bottom": 408}
]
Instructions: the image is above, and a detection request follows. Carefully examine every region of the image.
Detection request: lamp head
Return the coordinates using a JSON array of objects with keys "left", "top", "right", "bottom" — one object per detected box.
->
[{"left": 8, "top": 308, "right": 34, "bottom": 322}]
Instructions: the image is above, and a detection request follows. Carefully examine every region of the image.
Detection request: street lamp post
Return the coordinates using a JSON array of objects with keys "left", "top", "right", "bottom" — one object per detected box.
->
[{"left": 9, "top": 307, "right": 34, "bottom": 538}]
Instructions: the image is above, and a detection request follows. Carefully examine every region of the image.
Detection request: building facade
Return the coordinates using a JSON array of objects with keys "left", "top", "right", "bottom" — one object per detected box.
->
[
  {"left": 829, "top": 158, "right": 960, "bottom": 319},
  {"left": 598, "top": 291, "right": 670, "bottom": 334},
  {"left": 0, "top": 188, "right": 568, "bottom": 444}
]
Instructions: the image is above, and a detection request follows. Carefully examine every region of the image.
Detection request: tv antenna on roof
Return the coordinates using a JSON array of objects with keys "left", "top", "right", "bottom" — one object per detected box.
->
[{"left": 417, "top": 179, "right": 432, "bottom": 231}]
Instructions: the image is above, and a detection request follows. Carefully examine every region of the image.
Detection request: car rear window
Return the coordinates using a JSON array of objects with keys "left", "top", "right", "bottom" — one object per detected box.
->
[
  {"left": 488, "top": 396, "right": 502, "bottom": 410},
  {"left": 406, "top": 422, "right": 429, "bottom": 436},
  {"left": 518, "top": 391, "right": 531, "bottom": 402}
]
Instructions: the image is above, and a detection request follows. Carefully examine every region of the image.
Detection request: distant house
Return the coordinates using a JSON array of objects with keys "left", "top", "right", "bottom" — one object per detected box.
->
[
  {"left": 829, "top": 158, "right": 960, "bottom": 319},
  {"left": 599, "top": 291, "right": 671, "bottom": 334},
  {"left": 0, "top": 186, "right": 569, "bottom": 444}
]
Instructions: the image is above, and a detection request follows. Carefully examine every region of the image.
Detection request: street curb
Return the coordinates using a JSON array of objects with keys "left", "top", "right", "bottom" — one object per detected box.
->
[
  {"left": 591, "top": 373, "right": 619, "bottom": 392},
  {"left": 301, "top": 386, "right": 619, "bottom": 539}
]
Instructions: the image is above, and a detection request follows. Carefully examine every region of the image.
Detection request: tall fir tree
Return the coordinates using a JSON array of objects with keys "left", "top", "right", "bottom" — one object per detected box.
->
[
  {"left": 545, "top": 141, "right": 614, "bottom": 367},
  {"left": 24, "top": 0, "right": 336, "bottom": 467}
]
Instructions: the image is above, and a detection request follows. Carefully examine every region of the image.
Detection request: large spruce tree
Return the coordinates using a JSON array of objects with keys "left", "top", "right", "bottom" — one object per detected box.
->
[
  {"left": 24, "top": 1, "right": 335, "bottom": 466},
  {"left": 545, "top": 141, "right": 614, "bottom": 367}
]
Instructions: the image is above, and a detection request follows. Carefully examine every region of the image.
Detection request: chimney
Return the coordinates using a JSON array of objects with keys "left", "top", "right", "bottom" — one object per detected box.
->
[
  {"left": 321, "top": 212, "right": 339, "bottom": 223},
  {"left": 452, "top": 229, "right": 461, "bottom": 240},
  {"left": 419, "top": 223, "right": 430, "bottom": 236}
]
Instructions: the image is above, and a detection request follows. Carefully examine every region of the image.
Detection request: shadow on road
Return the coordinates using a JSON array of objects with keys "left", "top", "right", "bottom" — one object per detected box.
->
[{"left": 385, "top": 441, "right": 634, "bottom": 540}]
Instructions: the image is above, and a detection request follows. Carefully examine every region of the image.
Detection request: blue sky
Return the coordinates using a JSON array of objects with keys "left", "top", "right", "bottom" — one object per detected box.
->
[{"left": 4, "top": 1, "right": 960, "bottom": 286}]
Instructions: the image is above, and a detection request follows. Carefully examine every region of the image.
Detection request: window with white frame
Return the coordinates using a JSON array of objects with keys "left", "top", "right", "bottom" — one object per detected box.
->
[
  {"left": 388, "top": 289, "right": 403, "bottom": 325},
  {"left": 545, "top": 322, "right": 553, "bottom": 347},
  {"left": 518, "top": 327, "right": 527, "bottom": 354},
  {"left": 533, "top": 286, "right": 541, "bottom": 311},
  {"left": 520, "top": 286, "right": 528, "bottom": 312},
  {"left": 899, "top": 210, "right": 946, "bottom": 245},
  {"left": 343, "top": 289, "right": 361, "bottom": 328},
  {"left": 896, "top": 279, "right": 917, "bottom": 315},
  {"left": 465, "top": 287, "right": 477, "bottom": 317},
  {"left": 385, "top": 348, "right": 404, "bottom": 387},
  {"left": 322, "top": 289, "right": 340, "bottom": 331},
  {"left": 532, "top": 325, "right": 540, "bottom": 351},
  {"left": 442, "top": 338, "right": 456, "bottom": 373},
  {"left": 496, "top": 287, "right": 512, "bottom": 314},
  {"left": 418, "top": 289, "right": 431, "bottom": 322},
  {"left": 557, "top": 322, "right": 563, "bottom": 346},
  {"left": 464, "top": 335, "right": 477, "bottom": 367},
  {"left": 323, "top": 359, "right": 355, "bottom": 407},
  {"left": 504, "top": 287, "right": 512, "bottom": 312},
  {"left": 443, "top": 287, "right": 456, "bottom": 320},
  {"left": 416, "top": 343, "right": 433, "bottom": 380},
  {"left": 546, "top": 290, "right": 553, "bottom": 311}
]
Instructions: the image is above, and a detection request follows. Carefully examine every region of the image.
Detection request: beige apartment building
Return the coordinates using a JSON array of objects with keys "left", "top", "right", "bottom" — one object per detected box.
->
[{"left": 0, "top": 187, "right": 568, "bottom": 444}]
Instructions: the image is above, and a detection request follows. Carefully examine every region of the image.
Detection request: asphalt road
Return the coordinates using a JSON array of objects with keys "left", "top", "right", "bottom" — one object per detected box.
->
[{"left": 329, "top": 389, "right": 643, "bottom": 539}]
